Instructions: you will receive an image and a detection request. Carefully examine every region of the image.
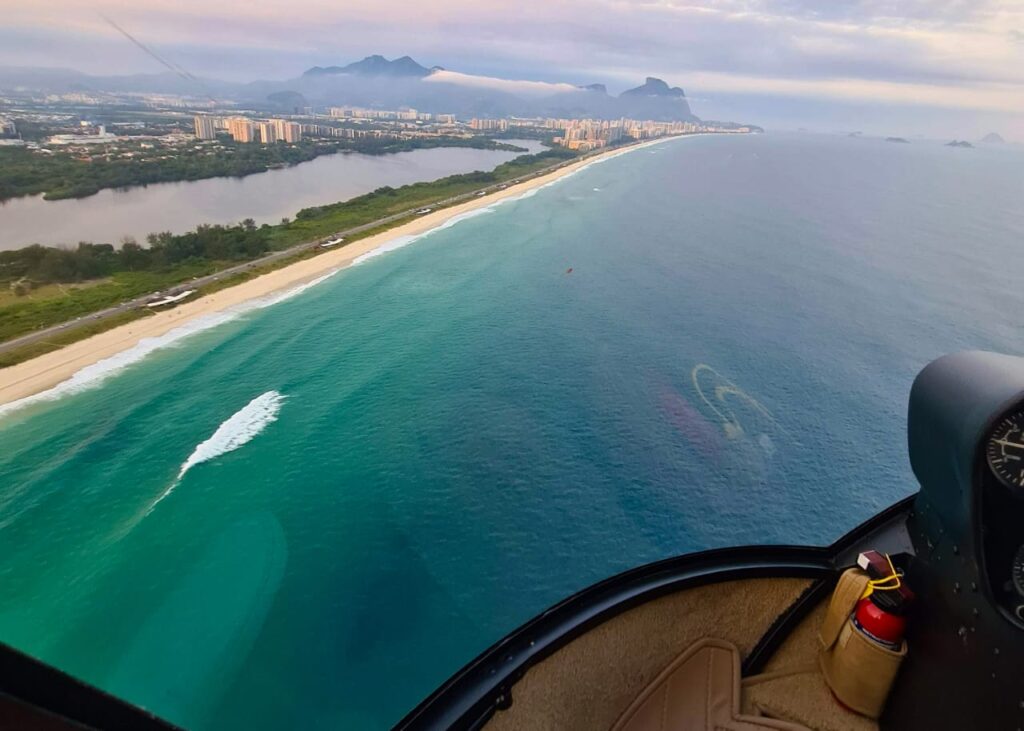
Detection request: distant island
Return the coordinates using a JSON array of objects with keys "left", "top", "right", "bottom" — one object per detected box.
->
[
  {"left": 946, "top": 140, "right": 973, "bottom": 148},
  {"left": 885, "top": 137, "right": 910, "bottom": 143},
  {"left": 980, "top": 132, "right": 1005, "bottom": 144}
]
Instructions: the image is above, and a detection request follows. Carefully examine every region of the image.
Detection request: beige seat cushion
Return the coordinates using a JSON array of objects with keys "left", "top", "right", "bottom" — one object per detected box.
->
[
  {"left": 743, "top": 668, "right": 878, "bottom": 731},
  {"left": 611, "top": 638, "right": 810, "bottom": 731}
]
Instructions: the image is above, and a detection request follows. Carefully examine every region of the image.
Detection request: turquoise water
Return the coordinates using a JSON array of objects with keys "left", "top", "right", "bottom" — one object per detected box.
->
[{"left": 1, "top": 133, "right": 1022, "bottom": 729}]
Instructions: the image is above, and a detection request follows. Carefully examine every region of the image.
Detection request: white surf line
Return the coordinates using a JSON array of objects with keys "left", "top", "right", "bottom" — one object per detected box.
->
[
  {"left": 0, "top": 134, "right": 709, "bottom": 420},
  {"left": 0, "top": 273, "right": 335, "bottom": 421},
  {"left": 350, "top": 133, "right": 699, "bottom": 265},
  {"left": 352, "top": 207, "right": 498, "bottom": 265}
]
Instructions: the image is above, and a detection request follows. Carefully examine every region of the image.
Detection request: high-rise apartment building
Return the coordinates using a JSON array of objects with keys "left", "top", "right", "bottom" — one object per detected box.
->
[
  {"left": 193, "top": 115, "right": 216, "bottom": 140},
  {"left": 227, "top": 117, "right": 255, "bottom": 143},
  {"left": 272, "top": 119, "right": 288, "bottom": 140},
  {"left": 259, "top": 121, "right": 277, "bottom": 144},
  {"left": 278, "top": 121, "right": 302, "bottom": 143},
  {"left": 469, "top": 118, "right": 509, "bottom": 132}
]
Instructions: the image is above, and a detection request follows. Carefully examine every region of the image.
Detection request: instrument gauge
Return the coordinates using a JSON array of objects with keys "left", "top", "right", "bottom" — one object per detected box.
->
[
  {"left": 986, "top": 412, "right": 1024, "bottom": 489},
  {"left": 1013, "top": 545, "right": 1024, "bottom": 598}
]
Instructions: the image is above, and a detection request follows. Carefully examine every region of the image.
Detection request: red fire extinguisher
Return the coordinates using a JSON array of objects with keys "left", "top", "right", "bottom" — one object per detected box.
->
[{"left": 852, "top": 550, "right": 914, "bottom": 650}]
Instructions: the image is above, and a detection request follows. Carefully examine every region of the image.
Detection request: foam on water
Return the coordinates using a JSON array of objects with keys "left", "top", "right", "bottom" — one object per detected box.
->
[
  {"left": 0, "top": 135, "right": 698, "bottom": 422},
  {"left": 0, "top": 311, "right": 238, "bottom": 421},
  {"left": 6, "top": 132, "right": 1019, "bottom": 730},
  {"left": 352, "top": 207, "right": 497, "bottom": 265},
  {"left": 148, "top": 391, "right": 285, "bottom": 512},
  {"left": 0, "top": 273, "right": 337, "bottom": 421},
  {"left": 175, "top": 391, "right": 286, "bottom": 481},
  {"left": 246, "top": 270, "right": 343, "bottom": 309},
  {"left": 350, "top": 134, "right": 695, "bottom": 265}
]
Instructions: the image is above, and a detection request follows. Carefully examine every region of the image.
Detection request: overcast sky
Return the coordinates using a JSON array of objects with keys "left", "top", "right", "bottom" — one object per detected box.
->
[{"left": 3, "top": 0, "right": 1023, "bottom": 137}]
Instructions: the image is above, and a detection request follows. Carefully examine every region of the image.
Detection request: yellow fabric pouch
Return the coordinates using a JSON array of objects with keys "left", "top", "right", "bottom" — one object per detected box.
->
[{"left": 818, "top": 568, "right": 906, "bottom": 719}]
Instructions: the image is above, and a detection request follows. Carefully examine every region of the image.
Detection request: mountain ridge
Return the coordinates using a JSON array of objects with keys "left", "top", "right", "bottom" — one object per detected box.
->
[
  {"left": 302, "top": 55, "right": 431, "bottom": 78},
  {"left": 0, "top": 57, "right": 701, "bottom": 122},
  {"left": 621, "top": 77, "right": 686, "bottom": 99}
]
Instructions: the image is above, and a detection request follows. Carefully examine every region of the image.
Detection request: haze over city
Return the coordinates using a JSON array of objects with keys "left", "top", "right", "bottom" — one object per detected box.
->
[{"left": 2, "top": 0, "right": 1023, "bottom": 138}]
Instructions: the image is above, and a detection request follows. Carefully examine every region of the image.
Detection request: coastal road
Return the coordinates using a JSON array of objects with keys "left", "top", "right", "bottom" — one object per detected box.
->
[{"left": 0, "top": 153, "right": 586, "bottom": 358}]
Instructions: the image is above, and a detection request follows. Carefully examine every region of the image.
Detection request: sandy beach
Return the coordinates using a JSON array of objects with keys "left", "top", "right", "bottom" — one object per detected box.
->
[{"left": 0, "top": 135, "right": 690, "bottom": 410}]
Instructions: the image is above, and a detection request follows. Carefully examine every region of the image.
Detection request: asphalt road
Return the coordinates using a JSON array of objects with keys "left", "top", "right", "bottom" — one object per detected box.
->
[{"left": 0, "top": 156, "right": 578, "bottom": 357}]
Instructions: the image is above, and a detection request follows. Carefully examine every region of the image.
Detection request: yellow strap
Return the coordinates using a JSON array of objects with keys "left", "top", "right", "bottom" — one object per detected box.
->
[{"left": 861, "top": 553, "right": 902, "bottom": 600}]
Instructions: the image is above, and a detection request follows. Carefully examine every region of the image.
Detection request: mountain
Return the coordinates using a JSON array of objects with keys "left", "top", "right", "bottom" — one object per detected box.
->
[
  {"left": 0, "top": 57, "right": 702, "bottom": 122},
  {"left": 621, "top": 77, "right": 686, "bottom": 98},
  {"left": 302, "top": 55, "right": 431, "bottom": 79},
  {"left": 254, "top": 60, "right": 698, "bottom": 120},
  {"left": 611, "top": 77, "right": 692, "bottom": 119},
  {"left": 980, "top": 132, "right": 1005, "bottom": 144},
  {"left": 946, "top": 140, "right": 973, "bottom": 148},
  {"left": 266, "top": 90, "right": 308, "bottom": 111}
]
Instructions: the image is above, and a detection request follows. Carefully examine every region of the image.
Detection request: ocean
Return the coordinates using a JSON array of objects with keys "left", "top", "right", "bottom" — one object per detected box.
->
[{"left": 0, "top": 132, "right": 1022, "bottom": 729}]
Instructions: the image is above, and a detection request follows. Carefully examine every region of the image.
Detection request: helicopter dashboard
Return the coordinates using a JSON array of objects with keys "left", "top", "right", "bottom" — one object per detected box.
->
[{"left": 980, "top": 406, "right": 1024, "bottom": 623}]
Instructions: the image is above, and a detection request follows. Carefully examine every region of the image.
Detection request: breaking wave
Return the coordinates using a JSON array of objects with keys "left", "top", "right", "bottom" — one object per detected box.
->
[
  {"left": 0, "top": 273, "right": 333, "bottom": 421},
  {"left": 175, "top": 390, "right": 285, "bottom": 481},
  {"left": 148, "top": 390, "right": 286, "bottom": 512},
  {"left": 352, "top": 207, "right": 497, "bottom": 265},
  {"left": 0, "top": 134, "right": 698, "bottom": 422},
  {"left": 350, "top": 136, "right": 694, "bottom": 266}
]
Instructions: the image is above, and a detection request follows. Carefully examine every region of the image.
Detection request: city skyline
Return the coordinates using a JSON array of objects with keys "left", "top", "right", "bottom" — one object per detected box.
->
[
  {"left": 1, "top": 1, "right": 1022, "bottom": 139},
  {"left": 191, "top": 111, "right": 734, "bottom": 150}
]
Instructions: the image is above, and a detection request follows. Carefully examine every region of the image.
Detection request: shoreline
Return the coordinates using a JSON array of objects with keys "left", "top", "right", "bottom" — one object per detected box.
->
[{"left": 0, "top": 133, "right": 704, "bottom": 414}]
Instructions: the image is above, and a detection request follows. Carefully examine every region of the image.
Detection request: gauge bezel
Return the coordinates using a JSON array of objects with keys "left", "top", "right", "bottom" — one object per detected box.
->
[
  {"left": 1013, "top": 544, "right": 1024, "bottom": 597},
  {"left": 985, "top": 411, "right": 1024, "bottom": 490}
]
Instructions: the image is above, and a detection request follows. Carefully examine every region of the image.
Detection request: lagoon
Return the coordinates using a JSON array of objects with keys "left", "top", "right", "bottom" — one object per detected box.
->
[{"left": 0, "top": 141, "right": 545, "bottom": 251}]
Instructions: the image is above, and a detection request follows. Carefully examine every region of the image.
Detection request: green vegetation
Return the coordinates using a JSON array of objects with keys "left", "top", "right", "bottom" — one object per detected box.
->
[
  {"left": 273, "top": 148, "right": 575, "bottom": 246},
  {"left": 0, "top": 147, "right": 577, "bottom": 359},
  {"left": 0, "top": 259, "right": 226, "bottom": 343},
  {"left": 0, "top": 136, "right": 526, "bottom": 202}
]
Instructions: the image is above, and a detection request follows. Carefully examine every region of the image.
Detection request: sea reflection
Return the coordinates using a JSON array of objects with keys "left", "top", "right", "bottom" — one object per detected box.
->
[{"left": 664, "top": 364, "right": 783, "bottom": 482}]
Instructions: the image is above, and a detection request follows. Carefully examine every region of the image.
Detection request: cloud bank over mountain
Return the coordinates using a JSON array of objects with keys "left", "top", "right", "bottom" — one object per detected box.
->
[
  {"left": 0, "top": 54, "right": 704, "bottom": 122},
  {"left": 2, "top": 0, "right": 1022, "bottom": 136}
]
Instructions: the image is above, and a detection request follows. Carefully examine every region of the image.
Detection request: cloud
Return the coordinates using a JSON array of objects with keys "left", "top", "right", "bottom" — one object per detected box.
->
[
  {"left": 425, "top": 70, "right": 579, "bottom": 96},
  {"left": 1, "top": 0, "right": 1022, "bottom": 122},
  {"left": 677, "top": 71, "right": 1024, "bottom": 113}
]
